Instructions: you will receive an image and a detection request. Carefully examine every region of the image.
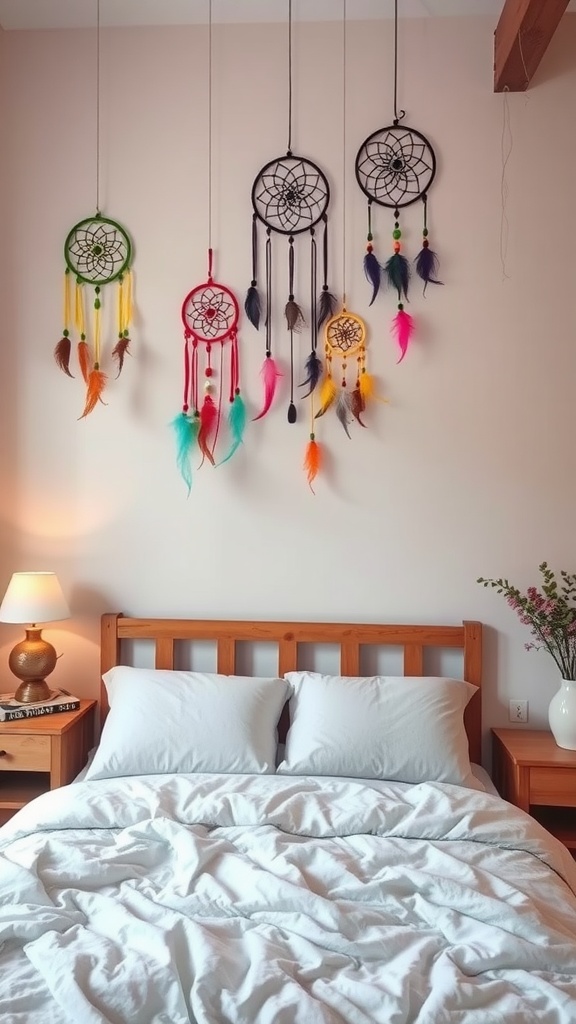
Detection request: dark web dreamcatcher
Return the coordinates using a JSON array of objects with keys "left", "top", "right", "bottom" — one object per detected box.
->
[
  {"left": 245, "top": 0, "right": 336, "bottom": 429},
  {"left": 172, "top": 0, "right": 245, "bottom": 492},
  {"left": 355, "top": 0, "right": 442, "bottom": 363},
  {"left": 54, "top": 2, "right": 135, "bottom": 418}
]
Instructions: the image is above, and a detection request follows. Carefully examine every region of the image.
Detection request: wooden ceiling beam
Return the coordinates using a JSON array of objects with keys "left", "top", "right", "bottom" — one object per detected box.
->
[{"left": 494, "top": 0, "right": 570, "bottom": 92}]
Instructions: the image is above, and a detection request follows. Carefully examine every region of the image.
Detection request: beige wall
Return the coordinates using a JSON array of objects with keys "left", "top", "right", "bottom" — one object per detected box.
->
[{"left": 1, "top": 15, "right": 575, "bottom": 749}]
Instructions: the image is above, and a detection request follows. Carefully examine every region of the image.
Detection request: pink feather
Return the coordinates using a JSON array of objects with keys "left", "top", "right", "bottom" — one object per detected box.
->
[
  {"left": 197, "top": 395, "right": 217, "bottom": 466},
  {"left": 253, "top": 356, "right": 282, "bottom": 421},
  {"left": 392, "top": 309, "right": 414, "bottom": 363}
]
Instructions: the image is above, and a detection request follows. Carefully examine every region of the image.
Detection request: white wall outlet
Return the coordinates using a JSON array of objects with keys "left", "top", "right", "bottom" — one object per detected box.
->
[{"left": 509, "top": 699, "right": 528, "bottom": 723}]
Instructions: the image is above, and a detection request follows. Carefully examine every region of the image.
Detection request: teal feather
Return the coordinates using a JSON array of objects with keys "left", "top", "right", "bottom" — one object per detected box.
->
[
  {"left": 219, "top": 393, "right": 247, "bottom": 465},
  {"left": 171, "top": 411, "right": 198, "bottom": 494}
]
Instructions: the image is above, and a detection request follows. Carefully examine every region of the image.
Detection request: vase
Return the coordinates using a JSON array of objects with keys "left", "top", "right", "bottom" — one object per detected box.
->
[{"left": 548, "top": 678, "right": 576, "bottom": 750}]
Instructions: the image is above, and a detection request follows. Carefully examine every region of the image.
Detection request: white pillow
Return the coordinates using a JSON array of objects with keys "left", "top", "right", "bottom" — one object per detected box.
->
[
  {"left": 277, "top": 672, "right": 477, "bottom": 786},
  {"left": 85, "top": 667, "right": 289, "bottom": 780}
]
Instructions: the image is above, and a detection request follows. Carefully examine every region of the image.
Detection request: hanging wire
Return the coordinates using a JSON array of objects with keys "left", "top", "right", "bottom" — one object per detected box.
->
[
  {"left": 208, "top": 0, "right": 213, "bottom": 251},
  {"left": 95, "top": 0, "right": 101, "bottom": 213},
  {"left": 393, "top": 0, "right": 405, "bottom": 124},
  {"left": 287, "top": 0, "right": 293, "bottom": 154},
  {"left": 342, "top": 0, "right": 347, "bottom": 307}
]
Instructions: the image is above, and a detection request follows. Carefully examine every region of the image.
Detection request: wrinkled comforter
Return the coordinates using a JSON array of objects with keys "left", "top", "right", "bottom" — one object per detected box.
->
[{"left": 1, "top": 773, "right": 576, "bottom": 1024}]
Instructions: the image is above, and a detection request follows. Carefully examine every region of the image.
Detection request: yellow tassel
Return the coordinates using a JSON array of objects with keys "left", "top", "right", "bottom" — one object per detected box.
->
[
  {"left": 315, "top": 375, "right": 337, "bottom": 418},
  {"left": 93, "top": 294, "right": 101, "bottom": 366},
  {"left": 121, "top": 269, "right": 133, "bottom": 331},
  {"left": 63, "top": 270, "right": 71, "bottom": 331},
  {"left": 74, "top": 281, "right": 85, "bottom": 336},
  {"left": 78, "top": 369, "right": 107, "bottom": 419}
]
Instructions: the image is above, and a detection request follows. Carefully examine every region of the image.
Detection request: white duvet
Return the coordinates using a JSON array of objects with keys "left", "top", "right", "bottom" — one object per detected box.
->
[{"left": 1, "top": 773, "right": 576, "bottom": 1024}]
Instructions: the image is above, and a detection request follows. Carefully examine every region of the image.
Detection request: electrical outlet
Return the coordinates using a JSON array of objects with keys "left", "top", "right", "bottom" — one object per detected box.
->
[{"left": 509, "top": 699, "right": 528, "bottom": 723}]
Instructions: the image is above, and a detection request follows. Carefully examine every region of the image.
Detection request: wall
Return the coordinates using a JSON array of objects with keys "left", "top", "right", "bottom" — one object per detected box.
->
[{"left": 1, "top": 14, "right": 576, "bottom": 756}]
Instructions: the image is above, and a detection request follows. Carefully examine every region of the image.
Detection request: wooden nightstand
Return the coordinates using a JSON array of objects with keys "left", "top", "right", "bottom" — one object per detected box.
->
[
  {"left": 492, "top": 728, "right": 576, "bottom": 856},
  {"left": 0, "top": 699, "right": 96, "bottom": 824}
]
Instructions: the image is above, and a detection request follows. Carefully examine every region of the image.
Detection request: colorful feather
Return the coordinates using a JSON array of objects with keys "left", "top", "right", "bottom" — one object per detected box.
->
[
  {"left": 299, "top": 350, "right": 322, "bottom": 398},
  {"left": 253, "top": 356, "right": 282, "bottom": 421},
  {"left": 112, "top": 336, "right": 131, "bottom": 378},
  {"left": 54, "top": 337, "right": 74, "bottom": 378},
  {"left": 392, "top": 309, "right": 414, "bottom": 364},
  {"left": 285, "top": 299, "right": 305, "bottom": 332},
  {"left": 77, "top": 339, "right": 90, "bottom": 383},
  {"left": 359, "top": 371, "right": 381, "bottom": 403},
  {"left": 314, "top": 375, "right": 338, "bottom": 419},
  {"left": 351, "top": 386, "right": 366, "bottom": 427},
  {"left": 171, "top": 411, "right": 199, "bottom": 494},
  {"left": 317, "top": 288, "right": 337, "bottom": 329},
  {"left": 197, "top": 395, "right": 217, "bottom": 466},
  {"left": 414, "top": 245, "right": 443, "bottom": 294},
  {"left": 304, "top": 436, "right": 321, "bottom": 492},
  {"left": 78, "top": 369, "right": 107, "bottom": 419},
  {"left": 244, "top": 285, "right": 261, "bottom": 330},
  {"left": 384, "top": 253, "right": 410, "bottom": 300},
  {"left": 364, "top": 250, "right": 382, "bottom": 306},
  {"left": 219, "top": 393, "right": 247, "bottom": 465},
  {"left": 335, "top": 391, "right": 353, "bottom": 438}
]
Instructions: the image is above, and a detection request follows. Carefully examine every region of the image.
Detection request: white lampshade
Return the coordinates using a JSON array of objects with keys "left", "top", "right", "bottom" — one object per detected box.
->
[{"left": 0, "top": 572, "right": 71, "bottom": 625}]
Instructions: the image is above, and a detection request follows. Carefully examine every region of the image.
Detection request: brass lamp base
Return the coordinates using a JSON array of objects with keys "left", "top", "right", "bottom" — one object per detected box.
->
[{"left": 9, "top": 628, "right": 56, "bottom": 704}]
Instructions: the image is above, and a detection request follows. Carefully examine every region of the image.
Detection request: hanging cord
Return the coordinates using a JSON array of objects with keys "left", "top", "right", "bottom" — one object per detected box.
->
[
  {"left": 342, "top": 0, "right": 347, "bottom": 308},
  {"left": 393, "top": 0, "right": 405, "bottom": 124},
  {"left": 95, "top": 0, "right": 101, "bottom": 213},
  {"left": 287, "top": 0, "right": 293, "bottom": 154},
  {"left": 208, "top": 0, "right": 213, "bottom": 253}
]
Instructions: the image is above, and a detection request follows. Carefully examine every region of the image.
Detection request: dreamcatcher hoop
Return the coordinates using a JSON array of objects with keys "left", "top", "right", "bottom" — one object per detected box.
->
[
  {"left": 64, "top": 215, "right": 132, "bottom": 285},
  {"left": 355, "top": 124, "right": 436, "bottom": 209},
  {"left": 181, "top": 281, "right": 239, "bottom": 343},
  {"left": 324, "top": 310, "right": 366, "bottom": 359},
  {"left": 251, "top": 153, "right": 330, "bottom": 235}
]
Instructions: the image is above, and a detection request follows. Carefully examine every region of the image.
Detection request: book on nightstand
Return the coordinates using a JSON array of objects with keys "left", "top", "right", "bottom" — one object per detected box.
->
[{"left": 0, "top": 690, "right": 80, "bottom": 722}]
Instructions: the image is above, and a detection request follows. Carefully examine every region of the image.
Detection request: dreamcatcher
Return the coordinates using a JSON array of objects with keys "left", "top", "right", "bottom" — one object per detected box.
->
[
  {"left": 245, "top": 0, "right": 336, "bottom": 426},
  {"left": 304, "top": 0, "right": 381, "bottom": 490},
  {"left": 54, "top": 0, "right": 135, "bottom": 417},
  {"left": 172, "top": 0, "right": 245, "bottom": 493},
  {"left": 355, "top": 0, "right": 442, "bottom": 363}
]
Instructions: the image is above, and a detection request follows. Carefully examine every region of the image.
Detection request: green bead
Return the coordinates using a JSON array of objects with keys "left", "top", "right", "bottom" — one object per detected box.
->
[
  {"left": 63, "top": 329, "right": 69, "bottom": 337},
  {"left": 423, "top": 227, "right": 429, "bottom": 237},
  {"left": 123, "top": 329, "right": 129, "bottom": 337},
  {"left": 94, "top": 298, "right": 101, "bottom": 310},
  {"left": 393, "top": 228, "right": 401, "bottom": 240}
]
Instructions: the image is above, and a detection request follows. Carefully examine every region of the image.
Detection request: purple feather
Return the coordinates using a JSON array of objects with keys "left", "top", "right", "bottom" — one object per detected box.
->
[
  {"left": 244, "top": 285, "right": 261, "bottom": 330},
  {"left": 364, "top": 250, "right": 382, "bottom": 306},
  {"left": 414, "top": 246, "right": 443, "bottom": 294},
  {"left": 384, "top": 253, "right": 410, "bottom": 300},
  {"left": 299, "top": 350, "right": 322, "bottom": 398}
]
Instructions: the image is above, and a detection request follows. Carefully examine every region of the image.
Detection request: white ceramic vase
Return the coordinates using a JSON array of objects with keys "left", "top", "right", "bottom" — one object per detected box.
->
[{"left": 548, "top": 677, "right": 576, "bottom": 750}]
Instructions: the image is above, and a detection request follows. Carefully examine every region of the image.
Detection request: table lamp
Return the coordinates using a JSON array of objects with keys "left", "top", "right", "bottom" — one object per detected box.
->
[{"left": 0, "top": 572, "right": 71, "bottom": 703}]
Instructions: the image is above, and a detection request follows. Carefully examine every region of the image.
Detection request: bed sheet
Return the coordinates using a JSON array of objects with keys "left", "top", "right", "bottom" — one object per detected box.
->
[{"left": 1, "top": 772, "right": 576, "bottom": 1024}]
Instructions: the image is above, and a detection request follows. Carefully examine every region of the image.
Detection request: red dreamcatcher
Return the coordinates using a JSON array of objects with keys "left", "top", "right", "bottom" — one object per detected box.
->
[{"left": 173, "top": 250, "right": 245, "bottom": 492}]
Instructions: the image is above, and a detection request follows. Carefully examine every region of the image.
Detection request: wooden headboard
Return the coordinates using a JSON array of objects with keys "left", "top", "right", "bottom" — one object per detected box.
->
[{"left": 100, "top": 615, "right": 483, "bottom": 764}]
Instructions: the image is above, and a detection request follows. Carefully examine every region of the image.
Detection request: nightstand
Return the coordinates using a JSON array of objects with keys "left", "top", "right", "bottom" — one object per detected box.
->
[
  {"left": 492, "top": 728, "right": 576, "bottom": 856},
  {"left": 0, "top": 699, "right": 96, "bottom": 824}
]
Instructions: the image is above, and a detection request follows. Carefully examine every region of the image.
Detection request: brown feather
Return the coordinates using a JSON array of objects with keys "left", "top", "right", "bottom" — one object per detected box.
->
[
  {"left": 112, "top": 335, "right": 131, "bottom": 378},
  {"left": 77, "top": 340, "right": 91, "bottom": 383},
  {"left": 78, "top": 369, "right": 107, "bottom": 419},
  {"left": 284, "top": 299, "right": 305, "bottom": 332},
  {"left": 54, "top": 337, "right": 74, "bottom": 378}
]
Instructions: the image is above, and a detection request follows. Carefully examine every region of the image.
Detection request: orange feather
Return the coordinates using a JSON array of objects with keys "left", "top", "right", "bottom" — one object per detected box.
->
[
  {"left": 304, "top": 438, "right": 321, "bottom": 492},
  {"left": 78, "top": 369, "right": 107, "bottom": 419},
  {"left": 77, "top": 340, "right": 91, "bottom": 383}
]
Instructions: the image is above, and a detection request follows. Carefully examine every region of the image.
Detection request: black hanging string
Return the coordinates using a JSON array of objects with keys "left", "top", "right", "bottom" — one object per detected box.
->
[
  {"left": 265, "top": 228, "right": 272, "bottom": 357},
  {"left": 287, "top": 236, "right": 297, "bottom": 423},
  {"left": 95, "top": 0, "right": 101, "bottom": 214},
  {"left": 287, "top": 0, "right": 293, "bottom": 155},
  {"left": 393, "top": 0, "right": 405, "bottom": 125}
]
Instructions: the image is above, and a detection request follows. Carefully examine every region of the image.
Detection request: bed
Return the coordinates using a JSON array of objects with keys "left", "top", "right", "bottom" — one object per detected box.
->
[{"left": 0, "top": 614, "right": 575, "bottom": 1024}]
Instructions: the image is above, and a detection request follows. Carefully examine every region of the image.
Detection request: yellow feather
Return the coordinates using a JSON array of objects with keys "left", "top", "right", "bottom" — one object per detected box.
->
[
  {"left": 315, "top": 375, "right": 337, "bottom": 418},
  {"left": 359, "top": 371, "right": 388, "bottom": 404}
]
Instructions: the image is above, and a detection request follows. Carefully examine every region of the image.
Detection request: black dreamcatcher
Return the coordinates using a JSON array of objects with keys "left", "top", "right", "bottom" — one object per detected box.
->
[
  {"left": 355, "top": 0, "right": 442, "bottom": 362},
  {"left": 245, "top": 0, "right": 336, "bottom": 426}
]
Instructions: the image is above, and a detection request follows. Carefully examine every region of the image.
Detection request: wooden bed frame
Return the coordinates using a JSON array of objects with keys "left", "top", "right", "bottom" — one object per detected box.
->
[{"left": 100, "top": 615, "right": 483, "bottom": 764}]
